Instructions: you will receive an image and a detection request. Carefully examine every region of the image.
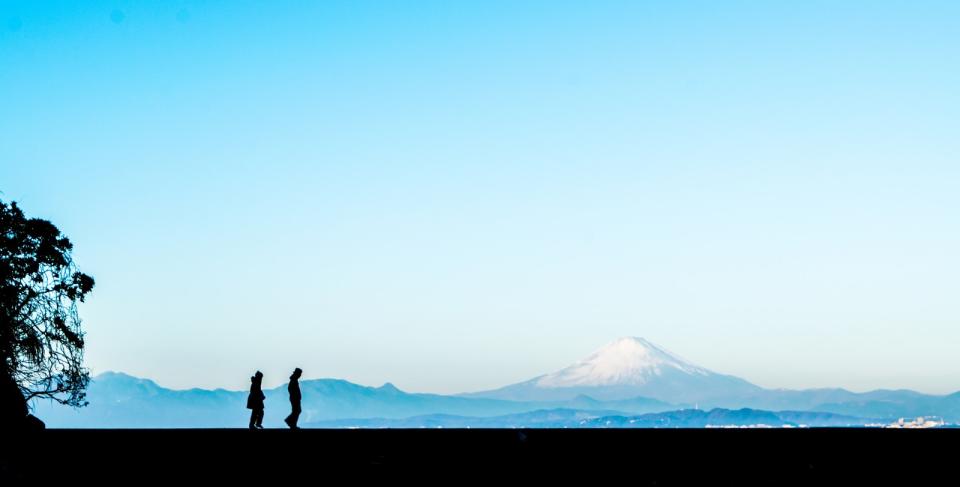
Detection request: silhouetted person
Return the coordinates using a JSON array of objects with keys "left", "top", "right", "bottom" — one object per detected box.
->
[
  {"left": 284, "top": 368, "right": 302, "bottom": 429},
  {"left": 247, "top": 371, "right": 265, "bottom": 429}
]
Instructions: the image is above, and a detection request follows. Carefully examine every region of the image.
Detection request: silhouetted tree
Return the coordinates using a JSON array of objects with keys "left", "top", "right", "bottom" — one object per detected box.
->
[{"left": 1, "top": 199, "right": 94, "bottom": 425}]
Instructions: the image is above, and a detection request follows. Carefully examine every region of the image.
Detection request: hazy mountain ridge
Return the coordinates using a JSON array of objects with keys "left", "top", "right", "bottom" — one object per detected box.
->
[
  {"left": 32, "top": 337, "right": 960, "bottom": 427},
  {"left": 307, "top": 407, "right": 875, "bottom": 428},
  {"left": 34, "top": 371, "right": 675, "bottom": 428},
  {"left": 463, "top": 337, "right": 960, "bottom": 420}
]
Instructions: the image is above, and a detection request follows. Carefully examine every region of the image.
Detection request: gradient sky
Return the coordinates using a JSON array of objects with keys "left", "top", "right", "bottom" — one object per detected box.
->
[{"left": 2, "top": 1, "right": 958, "bottom": 394}]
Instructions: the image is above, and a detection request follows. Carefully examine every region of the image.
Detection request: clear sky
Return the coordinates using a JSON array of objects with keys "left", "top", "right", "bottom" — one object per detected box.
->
[{"left": 2, "top": 1, "right": 958, "bottom": 394}]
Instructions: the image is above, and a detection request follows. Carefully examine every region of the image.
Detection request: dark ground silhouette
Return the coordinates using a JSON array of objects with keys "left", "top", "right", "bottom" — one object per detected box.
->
[
  {"left": 0, "top": 373, "right": 42, "bottom": 430},
  {"left": 2, "top": 428, "right": 955, "bottom": 482}
]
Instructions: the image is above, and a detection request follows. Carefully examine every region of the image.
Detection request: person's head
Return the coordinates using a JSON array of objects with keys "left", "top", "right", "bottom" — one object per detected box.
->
[
  {"left": 291, "top": 368, "right": 302, "bottom": 379},
  {"left": 255, "top": 371, "right": 263, "bottom": 379}
]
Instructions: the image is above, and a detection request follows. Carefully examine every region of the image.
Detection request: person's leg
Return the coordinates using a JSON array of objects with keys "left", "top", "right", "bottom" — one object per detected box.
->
[
  {"left": 249, "top": 409, "right": 257, "bottom": 429},
  {"left": 290, "top": 404, "right": 301, "bottom": 428},
  {"left": 255, "top": 409, "right": 264, "bottom": 428}
]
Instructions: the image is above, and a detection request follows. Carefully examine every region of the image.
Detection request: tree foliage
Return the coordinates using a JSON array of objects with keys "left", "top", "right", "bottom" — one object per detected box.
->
[{"left": 0, "top": 200, "right": 94, "bottom": 408}]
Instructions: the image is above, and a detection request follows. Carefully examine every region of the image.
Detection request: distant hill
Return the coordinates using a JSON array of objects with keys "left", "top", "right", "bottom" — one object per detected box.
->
[
  {"left": 306, "top": 407, "right": 873, "bottom": 428},
  {"left": 32, "top": 371, "right": 674, "bottom": 428},
  {"left": 30, "top": 338, "right": 960, "bottom": 427}
]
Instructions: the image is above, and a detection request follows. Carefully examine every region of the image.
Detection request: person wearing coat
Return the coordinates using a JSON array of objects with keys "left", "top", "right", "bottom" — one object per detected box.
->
[
  {"left": 284, "top": 368, "right": 302, "bottom": 429},
  {"left": 246, "top": 371, "right": 265, "bottom": 429}
]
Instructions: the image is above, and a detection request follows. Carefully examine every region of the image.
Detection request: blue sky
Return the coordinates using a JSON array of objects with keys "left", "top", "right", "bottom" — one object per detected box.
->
[{"left": 2, "top": 1, "right": 958, "bottom": 394}]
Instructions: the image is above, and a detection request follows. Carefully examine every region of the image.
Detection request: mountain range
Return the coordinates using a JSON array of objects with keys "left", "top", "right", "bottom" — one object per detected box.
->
[
  {"left": 307, "top": 408, "right": 874, "bottom": 429},
  {"left": 32, "top": 337, "right": 960, "bottom": 427}
]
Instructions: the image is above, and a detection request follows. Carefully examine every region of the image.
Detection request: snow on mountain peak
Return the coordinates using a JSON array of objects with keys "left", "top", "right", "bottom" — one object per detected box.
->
[{"left": 535, "top": 337, "right": 712, "bottom": 388}]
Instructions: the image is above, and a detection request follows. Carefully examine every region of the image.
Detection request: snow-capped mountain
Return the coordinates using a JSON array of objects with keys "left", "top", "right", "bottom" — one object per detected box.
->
[
  {"left": 535, "top": 337, "right": 712, "bottom": 387},
  {"left": 463, "top": 337, "right": 764, "bottom": 404}
]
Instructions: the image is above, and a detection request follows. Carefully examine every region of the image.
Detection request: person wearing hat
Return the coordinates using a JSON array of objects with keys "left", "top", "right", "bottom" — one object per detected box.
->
[
  {"left": 284, "top": 368, "right": 302, "bottom": 429},
  {"left": 246, "top": 371, "right": 265, "bottom": 429}
]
